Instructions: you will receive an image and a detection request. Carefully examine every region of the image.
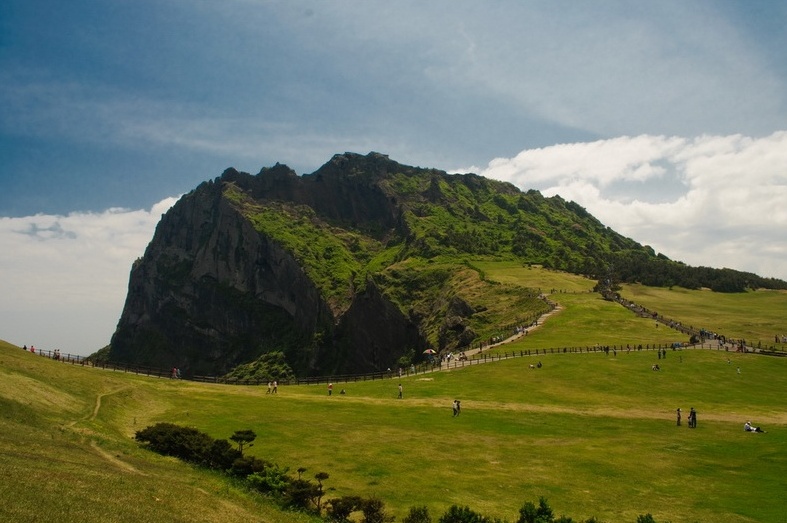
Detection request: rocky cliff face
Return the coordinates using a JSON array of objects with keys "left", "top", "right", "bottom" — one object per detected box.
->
[
  {"left": 110, "top": 151, "right": 675, "bottom": 377},
  {"left": 109, "top": 153, "right": 430, "bottom": 376}
]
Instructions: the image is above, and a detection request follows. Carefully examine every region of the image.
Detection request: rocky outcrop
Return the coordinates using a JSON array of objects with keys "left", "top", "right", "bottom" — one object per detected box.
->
[{"left": 109, "top": 154, "right": 431, "bottom": 377}]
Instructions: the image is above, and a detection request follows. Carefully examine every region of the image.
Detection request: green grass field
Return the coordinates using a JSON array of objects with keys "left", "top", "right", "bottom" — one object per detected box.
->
[
  {"left": 618, "top": 284, "right": 787, "bottom": 347},
  {"left": 2, "top": 264, "right": 786, "bottom": 522}
]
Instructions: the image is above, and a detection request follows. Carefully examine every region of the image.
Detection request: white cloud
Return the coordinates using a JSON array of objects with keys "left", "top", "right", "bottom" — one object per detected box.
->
[
  {"left": 478, "top": 131, "right": 787, "bottom": 281},
  {"left": 0, "top": 197, "right": 178, "bottom": 355}
]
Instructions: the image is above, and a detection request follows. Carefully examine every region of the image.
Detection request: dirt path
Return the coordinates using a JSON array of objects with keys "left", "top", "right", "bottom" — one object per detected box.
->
[
  {"left": 439, "top": 304, "right": 564, "bottom": 370},
  {"left": 66, "top": 387, "right": 146, "bottom": 475}
]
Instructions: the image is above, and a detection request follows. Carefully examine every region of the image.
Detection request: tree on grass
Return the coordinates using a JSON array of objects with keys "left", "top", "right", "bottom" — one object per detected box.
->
[
  {"left": 314, "top": 471, "right": 330, "bottom": 513},
  {"left": 229, "top": 429, "right": 256, "bottom": 455}
]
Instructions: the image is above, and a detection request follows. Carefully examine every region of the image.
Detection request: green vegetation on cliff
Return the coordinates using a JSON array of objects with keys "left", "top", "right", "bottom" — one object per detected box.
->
[{"left": 109, "top": 153, "right": 786, "bottom": 379}]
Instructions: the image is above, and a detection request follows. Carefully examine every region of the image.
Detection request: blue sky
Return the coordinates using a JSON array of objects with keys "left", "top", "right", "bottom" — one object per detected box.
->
[{"left": 1, "top": 1, "right": 786, "bottom": 355}]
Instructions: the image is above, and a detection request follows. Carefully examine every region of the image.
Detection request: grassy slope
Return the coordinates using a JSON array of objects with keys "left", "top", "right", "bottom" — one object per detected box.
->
[
  {"left": 619, "top": 284, "right": 787, "bottom": 346},
  {"left": 0, "top": 343, "right": 320, "bottom": 523},
  {"left": 2, "top": 264, "right": 787, "bottom": 522}
]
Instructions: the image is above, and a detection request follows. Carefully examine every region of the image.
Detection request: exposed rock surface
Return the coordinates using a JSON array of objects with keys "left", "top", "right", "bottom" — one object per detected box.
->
[{"left": 110, "top": 153, "right": 431, "bottom": 376}]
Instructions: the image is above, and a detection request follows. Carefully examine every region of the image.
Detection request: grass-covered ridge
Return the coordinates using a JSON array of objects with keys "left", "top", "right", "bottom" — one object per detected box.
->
[
  {"left": 5, "top": 268, "right": 787, "bottom": 522},
  {"left": 223, "top": 152, "right": 787, "bottom": 332}
]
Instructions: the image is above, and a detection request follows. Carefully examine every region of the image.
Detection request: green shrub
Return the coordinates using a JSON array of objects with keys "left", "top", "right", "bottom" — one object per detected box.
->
[
  {"left": 247, "top": 463, "right": 290, "bottom": 495},
  {"left": 229, "top": 455, "right": 270, "bottom": 477},
  {"left": 439, "top": 505, "right": 492, "bottom": 523},
  {"left": 134, "top": 422, "right": 213, "bottom": 463},
  {"left": 361, "top": 497, "right": 395, "bottom": 523},
  {"left": 327, "top": 495, "right": 363, "bottom": 522},
  {"left": 285, "top": 478, "right": 319, "bottom": 511},
  {"left": 517, "top": 497, "right": 555, "bottom": 523},
  {"left": 403, "top": 505, "right": 432, "bottom": 523},
  {"left": 202, "top": 438, "right": 241, "bottom": 470}
]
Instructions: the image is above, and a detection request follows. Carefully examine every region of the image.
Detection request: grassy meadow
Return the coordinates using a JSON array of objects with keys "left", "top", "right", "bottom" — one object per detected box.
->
[
  {"left": 618, "top": 284, "right": 787, "bottom": 346},
  {"left": 2, "top": 264, "right": 787, "bottom": 522},
  {"left": 474, "top": 263, "right": 787, "bottom": 355}
]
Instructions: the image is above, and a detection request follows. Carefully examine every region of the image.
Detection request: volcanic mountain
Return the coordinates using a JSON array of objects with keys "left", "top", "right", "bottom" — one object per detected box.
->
[{"left": 108, "top": 152, "right": 783, "bottom": 377}]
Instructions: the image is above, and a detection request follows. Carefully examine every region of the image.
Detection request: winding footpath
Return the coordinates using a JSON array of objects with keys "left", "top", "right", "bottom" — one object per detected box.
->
[{"left": 439, "top": 303, "right": 564, "bottom": 370}]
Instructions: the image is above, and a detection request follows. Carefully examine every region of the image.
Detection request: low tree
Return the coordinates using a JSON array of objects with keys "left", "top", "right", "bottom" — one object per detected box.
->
[
  {"left": 229, "top": 429, "right": 256, "bottom": 455},
  {"left": 314, "top": 471, "right": 330, "bottom": 513}
]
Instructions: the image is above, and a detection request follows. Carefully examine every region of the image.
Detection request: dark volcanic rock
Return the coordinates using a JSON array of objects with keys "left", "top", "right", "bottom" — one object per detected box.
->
[{"left": 110, "top": 153, "right": 430, "bottom": 377}]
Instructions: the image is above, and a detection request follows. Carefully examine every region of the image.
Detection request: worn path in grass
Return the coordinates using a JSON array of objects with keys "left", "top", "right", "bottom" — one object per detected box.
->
[
  {"left": 438, "top": 292, "right": 736, "bottom": 374},
  {"left": 439, "top": 302, "right": 565, "bottom": 370},
  {"left": 272, "top": 390, "right": 787, "bottom": 425}
]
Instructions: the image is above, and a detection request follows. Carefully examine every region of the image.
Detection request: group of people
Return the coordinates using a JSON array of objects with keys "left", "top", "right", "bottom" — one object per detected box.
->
[
  {"left": 266, "top": 381, "right": 278, "bottom": 394},
  {"left": 678, "top": 408, "right": 766, "bottom": 433},
  {"left": 676, "top": 407, "right": 697, "bottom": 428}
]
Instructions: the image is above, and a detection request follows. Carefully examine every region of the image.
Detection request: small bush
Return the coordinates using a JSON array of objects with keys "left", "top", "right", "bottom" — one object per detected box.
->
[
  {"left": 361, "top": 497, "right": 395, "bottom": 523},
  {"left": 229, "top": 455, "right": 270, "bottom": 477},
  {"left": 328, "top": 495, "right": 364, "bottom": 522},
  {"left": 134, "top": 422, "right": 213, "bottom": 463},
  {"left": 285, "top": 478, "right": 319, "bottom": 511},
  {"left": 247, "top": 463, "right": 290, "bottom": 495},
  {"left": 403, "top": 505, "right": 432, "bottom": 523},
  {"left": 518, "top": 497, "right": 554, "bottom": 523},
  {"left": 439, "top": 505, "right": 491, "bottom": 523},
  {"left": 202, "top": 438, "right": 241, "bottom": 470}
]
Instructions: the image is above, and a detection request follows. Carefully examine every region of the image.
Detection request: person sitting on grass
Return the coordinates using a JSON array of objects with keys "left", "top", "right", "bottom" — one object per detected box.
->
[{"left": 744, "top": 421, "right": 765, "bottom": 433}]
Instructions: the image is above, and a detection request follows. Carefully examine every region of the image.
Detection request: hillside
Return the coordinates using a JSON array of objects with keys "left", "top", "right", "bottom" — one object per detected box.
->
[
  {"left": 108, "top": 152, "right": 785, "bottom": 378},
  {"left": 3, "top": 325, "right": 786, "bottom": 523}
]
